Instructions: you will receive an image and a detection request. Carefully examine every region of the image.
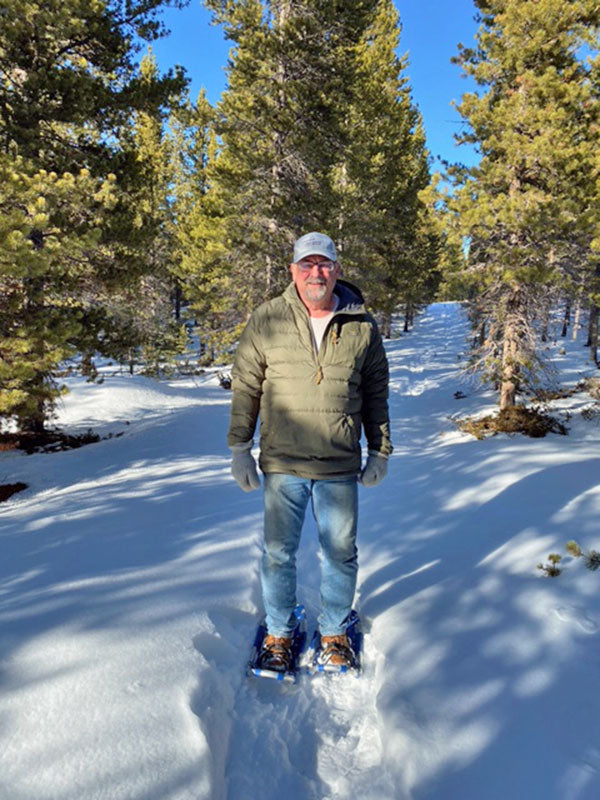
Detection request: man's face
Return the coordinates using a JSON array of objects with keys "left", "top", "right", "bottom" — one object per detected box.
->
[{"left": 290, "top": 254, "right": 341, "bottom": 308}]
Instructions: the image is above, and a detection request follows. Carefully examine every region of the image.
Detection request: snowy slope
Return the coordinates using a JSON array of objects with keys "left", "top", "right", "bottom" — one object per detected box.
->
[{"left": 1, "top": 303, "right": 599, "bottom": 800}]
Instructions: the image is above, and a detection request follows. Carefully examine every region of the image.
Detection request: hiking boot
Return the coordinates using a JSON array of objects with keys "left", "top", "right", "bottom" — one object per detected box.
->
[
  {"left": 319, "top": 633, "right": 355, "bottom": 668},
  {"left": 258, "top": 634, "right": 293, "bottom": 672}
]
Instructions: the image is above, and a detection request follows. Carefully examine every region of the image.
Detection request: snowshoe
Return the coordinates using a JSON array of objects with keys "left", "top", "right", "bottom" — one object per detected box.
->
[
  {"left": 247, "top": 604, "right": 307, "bottom": 683},
  {"left": 303, "top": 609, "right": 362, "bottom": 675}
]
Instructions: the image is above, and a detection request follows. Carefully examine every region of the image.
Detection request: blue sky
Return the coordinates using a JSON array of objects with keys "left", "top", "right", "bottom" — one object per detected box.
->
[{"left": 150, "top": 0, "right": 481, "bottom": 169}]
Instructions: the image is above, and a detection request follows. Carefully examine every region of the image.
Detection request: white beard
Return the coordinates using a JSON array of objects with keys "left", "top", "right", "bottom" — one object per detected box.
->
[{"left": 305, "top": 282, "right": 327, "bottom": 302}]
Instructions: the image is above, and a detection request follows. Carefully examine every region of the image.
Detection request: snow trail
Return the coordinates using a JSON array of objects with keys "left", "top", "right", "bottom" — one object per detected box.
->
[
  {"left": 2, "top": 303, "right": 600, "bottom": 799},
  {"left": 217, "top": 652, "right": 395, "bottom": 800}
]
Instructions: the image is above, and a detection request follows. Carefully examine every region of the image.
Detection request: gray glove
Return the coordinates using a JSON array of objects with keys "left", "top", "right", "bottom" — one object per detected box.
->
[
  {"left": 231, "top": 441, "right": 261, "bottom": 492},
  {"left": 359, "top": 451, "right": 388, "bottom": 488}
]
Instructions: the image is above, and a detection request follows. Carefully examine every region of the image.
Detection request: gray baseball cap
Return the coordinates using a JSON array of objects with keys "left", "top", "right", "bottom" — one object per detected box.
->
[{"left": 293, "top": 232, "right": 337, "bottom": 263}]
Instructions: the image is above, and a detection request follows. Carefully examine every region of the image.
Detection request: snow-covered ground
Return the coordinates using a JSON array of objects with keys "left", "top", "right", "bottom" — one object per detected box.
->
[{"left": 1, "top": 302, "right": 599, "bottom": 800}]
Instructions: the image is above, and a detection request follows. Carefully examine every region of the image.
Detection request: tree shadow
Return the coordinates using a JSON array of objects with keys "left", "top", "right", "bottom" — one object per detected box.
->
[
  {"left": 0, "top": 399, "right": 265, "bottom": 800},
  {"left": 358, "top": 443, "right": 600, "bottom": 798}
]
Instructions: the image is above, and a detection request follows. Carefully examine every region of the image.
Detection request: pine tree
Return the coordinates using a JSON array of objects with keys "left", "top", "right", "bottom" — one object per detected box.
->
[
  {"left": 0, "top": 0, "right": 186, "bottom": 172},
  {"left": 106, "top": 50, "right": 189, "bottom": 376},
  {"left": 0, "top": 0, "right": 188, "bottom": 431},
  {"left": 450, "top": 0, "right": 600, "bottom": 407},
  {"left": 196, "top": 0, "right": 437, "bottom": 341},
  {"left": 168, "top": 90, "right": 220, "bottom": 357},
  {"left": 422, "top": 176, "right": 469, "bottom": 303},
  {"left": 197, "top": 0, "right": 379, "bottom": 328},
  {"left": 0, "top": 158, "right": 118, "bottom": 429},
  {"left": 338, "top": 0, "right": 438, "bottom": 333}
]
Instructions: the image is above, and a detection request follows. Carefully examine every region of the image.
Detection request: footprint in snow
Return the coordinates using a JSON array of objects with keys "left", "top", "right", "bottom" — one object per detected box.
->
[
  {"left": 309, "top": 637, "right": 397, "bottom": 800},
  {"left": 554, "top": 605, "right": 598, "bottom": 634}
]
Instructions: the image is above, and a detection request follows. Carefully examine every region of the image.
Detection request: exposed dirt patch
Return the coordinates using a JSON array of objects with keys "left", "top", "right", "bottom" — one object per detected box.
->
[{"left": 456, "top": 405, "right": 568, "bottom": 440}]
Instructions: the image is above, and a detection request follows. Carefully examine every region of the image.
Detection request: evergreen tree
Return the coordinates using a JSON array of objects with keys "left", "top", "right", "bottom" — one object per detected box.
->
[
  {"left": 422, "top": 176, "right": 469, "bottom": 303},
  {"left": 107, "top": 50, "right": 189, "bottom": 376},
  {"left": 196, "top": 0, "right": 379, "bottom": 328},
  {"left": 0, "top": 0, "right": 188, "bottom": 431},
  {"left": 0, "top": 158, "right": 118, "bottom": 429},
  {"left": 450, "top": 0, "right": 600, "bottom": 407},
  {"left": 168, "top": 90, "right": 220, "bottom": 357},
  {"left": 338, "top": 0, "right": 438, "bottom": 334},
  {"left": 0, "top": 0, "right": 186, "bottom": 172}
]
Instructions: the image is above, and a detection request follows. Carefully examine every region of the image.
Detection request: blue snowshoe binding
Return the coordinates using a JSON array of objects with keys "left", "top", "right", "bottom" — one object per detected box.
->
[
  {"left": 247, "top": 604, "right": 307, "bottom": 683},
  {"left": 303, "top": 609, "right": 362, "bottom": 675}
]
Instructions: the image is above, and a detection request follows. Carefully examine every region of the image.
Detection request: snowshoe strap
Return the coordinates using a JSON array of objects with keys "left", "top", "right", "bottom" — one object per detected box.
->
[
  {"left": 259, "top": 637, "right": 292, "bottom": 669},
  {"left": 319, "top": 637, "right": 355, "bottom": 667}
]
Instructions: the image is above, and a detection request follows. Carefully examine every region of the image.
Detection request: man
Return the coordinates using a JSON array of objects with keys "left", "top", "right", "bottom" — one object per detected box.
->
[{"left": 228, "top": 231, "right": 392, "bottom": 672}]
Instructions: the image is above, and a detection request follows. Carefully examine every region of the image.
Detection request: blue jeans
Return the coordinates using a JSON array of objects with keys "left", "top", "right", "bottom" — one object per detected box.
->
[{"left": 261, "top": 473, "right": 358, "bottom": 637}]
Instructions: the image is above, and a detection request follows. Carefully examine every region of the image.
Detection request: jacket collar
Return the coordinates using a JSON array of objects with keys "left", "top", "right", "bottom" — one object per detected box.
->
[{"left": 283, "top": 278, "right": 366, "bottom": 316}]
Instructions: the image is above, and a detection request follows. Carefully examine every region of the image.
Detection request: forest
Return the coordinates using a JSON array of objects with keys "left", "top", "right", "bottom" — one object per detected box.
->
[{"left": 1, "top": 0, "right": 599, "bottom": 435}]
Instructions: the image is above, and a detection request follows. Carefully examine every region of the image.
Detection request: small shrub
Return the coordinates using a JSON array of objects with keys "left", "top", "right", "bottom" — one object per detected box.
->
[
  {"left": 586, "top": 551, "right": 600, "bottom": 571},
  {"left": 564, "top": 540, "right": 600, "bottom": 571},
  {"left": 537, "top": 553, "right": 562, "bottom": 577},
  {"left": 566, "top": 540, "right": 583, "bottom": 558}
]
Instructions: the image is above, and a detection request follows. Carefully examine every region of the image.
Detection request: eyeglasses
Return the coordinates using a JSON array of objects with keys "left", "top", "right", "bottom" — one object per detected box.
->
[{"left": 295, "top": 260, "right": 336, "bottom": 273}]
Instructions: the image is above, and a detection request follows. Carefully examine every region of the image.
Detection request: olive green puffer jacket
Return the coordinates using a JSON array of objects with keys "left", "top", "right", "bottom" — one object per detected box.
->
[{"left": 227, "top": 279, "right": 392, "bottom": 479}]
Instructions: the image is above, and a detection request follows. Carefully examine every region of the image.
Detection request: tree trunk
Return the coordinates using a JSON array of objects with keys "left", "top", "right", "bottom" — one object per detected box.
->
[
  {"left": 478, "top": 319, "right": 486, "bottom": 347},
  {"left": 264, "top": 0, "right": 289, "bottom": 297},
  {"left": 540, "top": 300, "right": 549, "bottom": 342},
  {"left": 265, "top": 253, "right": 272, "bottom": 296},
  {"left": 540, "top": 252, "right": 554, "bottom": 342},
  {"left": 571, "top": 288, "right": 582, "bottom": 341},
  {"left": 173, "top": 282, "right": 182, "bottom": 321},
  {"left": 336, "top": 160, "right": 348, "bottom": 257},
  {"left": 403, "top": 302, "right": 412, "bottom": 332},
  {"left": 19, "top": 394, "right": 46, "bottom": 434},
  {"left": 19, "top": 238, "right": 48, "bottom": 433},
  {"left": 381, "top": 311, "right": 392, "bottom": 339},
  {"left": 589, "top": 303, "right": 599, "bottom": 366},
  {"left": 561, "top": 297, "right": 571, "bottom": 337},
  {"left": 499, "top": 289, "right": 522, "bottom": 410},
  {"left": 469, "top": 303, "right": 486, "bottom": 348}
]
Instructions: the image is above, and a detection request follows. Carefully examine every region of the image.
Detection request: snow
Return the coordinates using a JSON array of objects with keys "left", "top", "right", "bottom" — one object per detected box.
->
[{"left": 1, "top": 302, "right": 600, "bottom": 800}]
